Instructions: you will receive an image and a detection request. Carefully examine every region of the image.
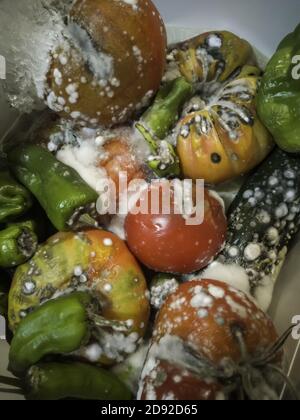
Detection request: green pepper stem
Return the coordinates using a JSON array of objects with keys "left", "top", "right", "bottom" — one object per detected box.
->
[
  {"left": 141, "top": 77, "right": 193, "bottom": 139},
  {"left": 76, "top": 213, "right": 100, "bottom": 229}
]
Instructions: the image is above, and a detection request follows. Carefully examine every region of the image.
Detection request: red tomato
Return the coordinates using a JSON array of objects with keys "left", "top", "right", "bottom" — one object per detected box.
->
[
  {"left": 139, "top": 279, "right": 280, "bottom": 401},
  {"left": 139, "top": 360, "right": 222, "bottom": 400},
  {"left": 125, "top": 184, "right": 227, "bottom": 274}
]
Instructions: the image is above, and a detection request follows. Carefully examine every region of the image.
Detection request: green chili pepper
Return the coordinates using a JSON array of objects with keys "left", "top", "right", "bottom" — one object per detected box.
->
[
  {"left": 9, "top": 292, "right": 92, "bottom": 376},
  {"left": 8, "top": 145, "right": 98, "bottom": 231},
  {"left": 9, "top": 291, "right": 130, "bottom": 376},
  {"left": 1, "top": 362, "right": 132, "bottom": 400},
  {"left": 136, "top": 123, "right": 181, "bottom": 178},
  {"left": 0, "top": 169, "right": 32, "bottom": 223},
  {"left": 0, "top": 220, "right": 38, "bottom": 268},
  {"left": 141, "top": 77, "right": 193, "bottom": 139},
  {"left": 257, "top": 23, "right": 300, "bottom": 152}
]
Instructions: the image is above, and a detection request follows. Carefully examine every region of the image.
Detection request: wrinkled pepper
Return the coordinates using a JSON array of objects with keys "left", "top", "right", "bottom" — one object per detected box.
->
[
  {"left": 1, "top": 362, "right": 131, "bottom": 400},
  {"left": 0, "top": 169, "right": 32, "bottom": 223},
  {"left": 9, "top": 292, "right": 92, "bottom": 375},
  {"left": 8, "top": 145, "right": 98, "bottom": 231},
  {"left": 0, "top": 220, "right": 39, "bottom": 268},
  {"left": 9, "top": 291, "right": 143, "bottom": 376},
  {"left": 8, "top": 229, "right": 150, "bottom": 365},
  {"left": 140, "top": 77, "right": 193, "bottom": 139},
  {"left": 257, "top": 23, "right": 300, "bottom": 152}
]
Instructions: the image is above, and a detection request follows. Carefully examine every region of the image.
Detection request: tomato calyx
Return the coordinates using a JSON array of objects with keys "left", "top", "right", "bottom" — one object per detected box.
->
[{"left": 152, "top": 325, "right": 299, "bottom": 400}]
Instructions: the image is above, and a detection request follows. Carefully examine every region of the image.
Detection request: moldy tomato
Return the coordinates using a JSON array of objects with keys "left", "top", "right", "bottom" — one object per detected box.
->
[{"left": 125, "top": 184, "right": 227, "bottom": 274}]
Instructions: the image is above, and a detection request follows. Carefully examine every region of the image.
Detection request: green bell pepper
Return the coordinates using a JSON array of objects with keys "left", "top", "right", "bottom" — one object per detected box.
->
[
  {"left": 0, "top": 169, "right": 32, "bottom": 223},
  {"left": 0, "top": 221, "right": 38, "bottom": 269},
  {"left": 8, "top": 145, "right": 98, "bottom": 231},
  {"left": 140, "top": 77, "right": 193, "bottom": 139},
  {"left": 257, "top": 23, "right": 300, "bottom": 152}
]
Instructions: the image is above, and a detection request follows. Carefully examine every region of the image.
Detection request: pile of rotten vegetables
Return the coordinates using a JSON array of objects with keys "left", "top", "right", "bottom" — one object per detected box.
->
[{"left": 1, "top": 11, "right": 300, "bottom": 401}]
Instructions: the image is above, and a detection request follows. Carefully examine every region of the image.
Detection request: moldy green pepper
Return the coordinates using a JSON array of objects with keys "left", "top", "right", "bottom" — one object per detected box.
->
[
  {"left": 136, "top": 123, "right": 180, "bottom": 178},
  {"left": 136, "top": 77, "right": 192, "bottom": 178},
  {"left": 0, "top": 220, "right": 38, "bottom": 269},
  {"left": 140, "top": 77, "right": 193, "bottom": 140},
  {"left": 8, "top": 145, "right": 98, "bottom": 231},
  {"left": 1, "top": 362, "right": 131, "bottom": 400},
  {"left": 257, "top": 23, "right": 300, "bottom": 152},
  {"left": 9, "top": 291, "right": 130, "bottom": 376},
  {"left": 0, "top": 169, "right": 32, "bottom": 223}
]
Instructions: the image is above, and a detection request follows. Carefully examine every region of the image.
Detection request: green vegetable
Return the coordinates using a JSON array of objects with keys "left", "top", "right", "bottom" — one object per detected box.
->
[
  {"left": 0, "top": 169, "right": 32, "bottom": 223},
  {"left": 0, "top": 221, "right": 39, "bottom": 268},
  {"left": 257, "top": 24, "right": 300, "bottom": 152},
  {"left": 0, "top": 362, "right": 131, "bottom": 400},
  {"left": 9, "top": 292, "right": 92, "bottom": 375},
  {"left": 141, "top": 77, "right": 193, "bottom": 139},
  {"left": 136, "top": 123, "right": 180, "bottom": 178},
  {"left": 25, "top": 363, "right": 131, "bottom": 400},
  {"left": 214, "top": 148, "right": 300, "bottom": 311},
  {"left": 9, "top": 291, "right": 130, "bottom": 375},
  {"left": 8, "top": 145, "right": 98, "bottom": 231}
]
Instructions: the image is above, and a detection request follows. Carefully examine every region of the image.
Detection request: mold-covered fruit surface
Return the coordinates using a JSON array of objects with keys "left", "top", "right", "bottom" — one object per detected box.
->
[
  {"left": 138, "top": 279, "right": 281, "bottom": 401},
  {"left": 8, "top": 230, "right": 150, "bottom": 365},
  {"left": 46, "top": 0, "right": 167, "bottom": 126}
]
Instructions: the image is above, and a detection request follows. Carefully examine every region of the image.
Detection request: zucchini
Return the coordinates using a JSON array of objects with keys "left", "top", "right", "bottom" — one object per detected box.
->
[{"left": 203, "top": 148, "right": 300, "bottom": 311}]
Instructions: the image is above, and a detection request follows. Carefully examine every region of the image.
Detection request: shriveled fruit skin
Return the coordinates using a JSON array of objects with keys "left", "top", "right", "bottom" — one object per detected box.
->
[
  {"left": 46, "top": 0, "right": 167, "bottom": 127},
  {"left": 177, "top": 69, "right": 273, "bottom": 185}
]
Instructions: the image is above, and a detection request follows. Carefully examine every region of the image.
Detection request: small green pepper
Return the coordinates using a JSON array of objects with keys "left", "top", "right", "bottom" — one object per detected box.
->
[
  {"left": 9, "top": 292, "right": 92, "bottom": 375},
  {"left": 9, "top": 291, "right": 130, "bottom": 376},
  {"left": 0, "top": 169, "right": 32, "bottom": 223},
  {"left": 26, "top": 363, "right": 131, "bottom": 400},
  {"left": 257, "top": 23, "right": 300, "bottom": 152},
  {"left": 0, "top": 221, "right": 39, "bottom": 268},
  {"left": 8, "top": 145, "right": 98, "bottom": 231},
  {"left": 1, "top": 362, "right": 132, "bottom": 400},
  {"left": 141, "top": 77, "right": 193, "bottom": 139}
]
